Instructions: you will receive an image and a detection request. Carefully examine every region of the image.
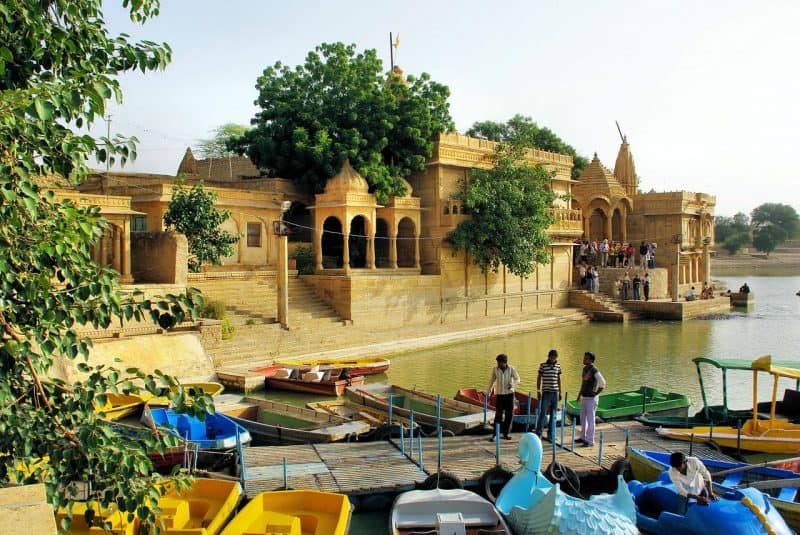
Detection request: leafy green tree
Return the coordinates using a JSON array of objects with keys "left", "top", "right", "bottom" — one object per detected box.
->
[
  {"left": 0, "top": 0, "right": 213, "bottom": 529},
  {"left": 751, "top": 203, "right": 799, "bottom": 241},
  {"left": 196, "top": 123, "right": 249, "bottom": 159},
  {"left": 448, "top": 139, "right": 556, "bottom": 277},
  {"left": 233, "top": 42, "right": 453, "bottom": 203},
  {"left": 715, "top": 212, "right": 750, "bottom": 254},
  {"left": 752, "top": 224, "right": 787, "bottom": 256},
  {"left": 723, "top": 232, "right": 751, "bottom": 255},
  {"left": 163, "top": 181, "right": 239, "bottom": 272},
  {"left": 466, "top": 114, "right": 589, "bottom": 179}
]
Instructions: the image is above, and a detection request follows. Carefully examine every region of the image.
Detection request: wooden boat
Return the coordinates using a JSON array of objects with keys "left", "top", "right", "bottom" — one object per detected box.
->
[
  {"left": 656, "top": 355, "right": 800, "bottom": 454},
  {"left": 637, "top": 356, "right": 800, "bottom": 428},
  {"left": 307, "top": 399, "right": 421, "bottom": 432},
  {"left": 627, "top": 447, "right": 800, "bottom": 530},
  {"left": 93, "top": 392, "right": 151, "bottom": 421},
  {"left": 496, "top": 433, "right": 638, "bottom": 535},
  {"left": 57, "top": 478, "right": 241, "bottom": 535},
  {"left": 730, "top": 291, "right": 754, "bottom": 307},
  {"left": 455, "top": 387, "right": 539, "bottom": 427},
  {"left": 390, "top": 488, "right": 512, "bottom": 534},
  {"left": 273, "top": 356, "right": 390, "bottom": 376},
  {"left": 628, "top": 473, "right": 792, "bottom": 535},
  {"left": 141, "top": 406, "right": 251, "bottom": 450},
  {"left": 220, "top": 489, "right": 351, "bottom": 535},
  {"left": 345, "top": 383, "right": 494, "bottom": 434},
  {"left": 262, "top": 367, "right": 365, "bottom": 396},
  {"left": 566, "top": 386, "right": 690, "bottom": 422},
  {"left": 219, "top": 395, "right": 369, "bottom": 445}
]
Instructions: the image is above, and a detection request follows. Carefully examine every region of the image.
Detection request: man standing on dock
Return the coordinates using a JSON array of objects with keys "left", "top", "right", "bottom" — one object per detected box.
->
[
  {"left": 488, "top": 353, "right": 520, "bottom": 441},
  {"left": 576, "top": 352, "right": 605, "bottom": 447},
  {"left": 535, "top": 349, "right": 562, "bottom": 439}
]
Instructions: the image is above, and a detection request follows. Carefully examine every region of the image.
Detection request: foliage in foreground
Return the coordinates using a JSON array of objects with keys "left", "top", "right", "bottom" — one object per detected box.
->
[
  {"left": 448, "top": 138, "right": 556, "bottom": 277},
  {"left": 232, "top": 42, "right": 454, "bottom": 204},
  {"left": 466, "top": 114, "right": 589, "bottom": 179},
  {"left": 163, "top": 181, "right": 239, "bottom": 272},
  {"left": 0, "top": 0, "right": 213, "bottom": 530}
]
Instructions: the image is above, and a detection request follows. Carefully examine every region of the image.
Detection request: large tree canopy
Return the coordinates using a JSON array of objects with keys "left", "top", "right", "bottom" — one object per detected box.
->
[
  {"left": 1, "top": 0, "right": 211, "bottom": 529},
  {"left": 233, "top": 42, "right": 453, "bottom": 203},
  {"left": 196, "top": 123, "right": 249, "bottom": 159},
  {"left": 466, "top": 114, "right": 589, "bottom": 179},
  {"left": 751, "top": 203, "right": 799, "bottom": 241},
  {"left": 715, "top": 212, "right": 751, "bottom": 255},
  {"left": 448, "top": 139, "right": 555, "bottom": 277}
]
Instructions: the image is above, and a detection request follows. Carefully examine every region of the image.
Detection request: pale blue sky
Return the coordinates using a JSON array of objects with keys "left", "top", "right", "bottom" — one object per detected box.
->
[{"left": 97, "top": 1, "right": 800, "bottom": 217}]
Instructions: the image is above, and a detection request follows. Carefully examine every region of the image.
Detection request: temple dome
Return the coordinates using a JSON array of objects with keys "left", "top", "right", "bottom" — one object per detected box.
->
[{"left": 324, "top": 160, "right": 369, "bottom": 195}]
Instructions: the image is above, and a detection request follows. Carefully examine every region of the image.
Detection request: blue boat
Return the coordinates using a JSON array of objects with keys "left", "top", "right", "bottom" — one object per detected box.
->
[
  {"left": 628, "top": 472, "right": 793, "bottom": 535},
  {"left": 142, "top": 407, "right": 251, "bottom": 449},
  {"left": 495, "top": 433, "right": 638, "bottom": 535},
  {"left": 628, "top": 448, "right": 800, "bottom": 531}
]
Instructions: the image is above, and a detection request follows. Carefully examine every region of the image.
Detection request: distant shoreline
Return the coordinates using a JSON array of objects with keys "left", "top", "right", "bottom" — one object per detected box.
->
[{"left": 712, "top": 254, "right": 800, "bottom": 276}]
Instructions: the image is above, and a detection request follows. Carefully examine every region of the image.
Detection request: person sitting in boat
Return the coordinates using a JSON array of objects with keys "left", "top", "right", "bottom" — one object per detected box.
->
[
  {"left": 739, "top": 282, "right": 751, "bottom": 294},
  {"left": 668, "top": 452, "right": 718, "bottom": 513}
]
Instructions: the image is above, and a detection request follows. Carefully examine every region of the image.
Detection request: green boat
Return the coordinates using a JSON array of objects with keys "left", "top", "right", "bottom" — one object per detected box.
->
[
  {"left": 566, "top": 385, "right": 690, "bottom": 422},
  {"left": 636, "top": 356, "right": 800, "bottom": 428}
]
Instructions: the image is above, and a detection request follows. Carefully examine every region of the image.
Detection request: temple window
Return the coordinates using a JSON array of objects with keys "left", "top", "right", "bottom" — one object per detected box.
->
[
  {"left": 246, "top": 222, "right": 261, "bottom": 247},
  {"left": 132, "top": 215, "right": 147, "bottom": 232}
]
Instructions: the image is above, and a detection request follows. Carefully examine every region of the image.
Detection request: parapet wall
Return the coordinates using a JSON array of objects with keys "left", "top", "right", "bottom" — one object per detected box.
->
[{"left": 131, "top": 231, "right": 188, "bottom": 284}]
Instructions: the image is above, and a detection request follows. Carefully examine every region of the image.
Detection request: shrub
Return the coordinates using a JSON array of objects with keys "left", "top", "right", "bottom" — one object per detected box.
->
[
  {"left": 245, "top": 318, "right": 256, "bottom": 326},
  {"left": 221, "top": 319, "right": 235, "bottom": 340},
  {"left": 292, "top": 245, "right": 315, "bottom": 275},
  {"left": 201, "top": 300, "right": 227, "bottom": 320}
]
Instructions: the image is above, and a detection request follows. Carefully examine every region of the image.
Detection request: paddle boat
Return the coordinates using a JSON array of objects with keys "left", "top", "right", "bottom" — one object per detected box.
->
[
  {"left": 656, "top": 355, "right": 800, "bottom": 454},
  {"left": 455, "top": 387, "right": 540, "bottom": 428},
  {"left": 565, "top": 385, "right": 690, "bottom": 422},
  {"left": 141, "top": 406, "right": 251, "bottom": 450},
  {"left": 220, "top": 395, "right": 369, "bottom": 445},
  {"left": 146, "top": 381, "right": 225, "bottom": 408},
  {"left": 254, "top": 365, "right": 365, "bottom": 396},
  {"left": 390, "top": 487, "right": 512, "bottom": 534},
  {"left": 628, "top": 471, "right": 793, "bottom": 535},
  {"left": 220, "top": 489, "right": 351, "bottom": 535},
  {"left": 495, "top": 433, "right": 638, "bottom": 534},
  {"left": 627, "top": 447, "right": 800, "bottom": 530},
  {"left": 93, "top": 392, "right": 152, "bottom": 420},
  {"left": 57, "top": 478, "right": 241, "bottom": 535},
  {"left": 56, "top": 502, "right": 137, "bottom": 535},
  {"left": 272, "top": 356, "right": 390, "bottom": 376},
  {"left": 345, "top": 383, "right": 494, "bottom": 435},
  {"left": 637, "top": 356, "right": 800, "bottom": 428}
]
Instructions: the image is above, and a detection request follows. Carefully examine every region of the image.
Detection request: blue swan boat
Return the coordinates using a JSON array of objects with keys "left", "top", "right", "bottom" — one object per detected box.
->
[
  {"left": 142, "top": 407, "right": 251, "bottom": 449},
  {"left": 628, "top": 472, "right": 793, "bottom": 535},
  {"left": 495, "top": 433, "right": 638, "bottom": 535}
]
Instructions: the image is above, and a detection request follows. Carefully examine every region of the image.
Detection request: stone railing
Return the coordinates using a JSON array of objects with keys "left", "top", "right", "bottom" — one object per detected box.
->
[{"left": 548, "top": 208, "right": 583, "bottom": 232}]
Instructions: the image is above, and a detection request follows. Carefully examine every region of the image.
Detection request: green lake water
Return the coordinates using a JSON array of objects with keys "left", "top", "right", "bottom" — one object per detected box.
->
[{"left": 256, "top": 275, "right": 800, "bottom": 534}]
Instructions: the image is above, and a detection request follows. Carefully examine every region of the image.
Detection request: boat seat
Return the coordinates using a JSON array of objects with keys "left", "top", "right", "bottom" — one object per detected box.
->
[
  {"left": 778, "top": 487, "right": 797, "bottom": 502},
  {"left": 720, "top": 472, "right": 743, "bottom": 487},
  {"left": 273, "top": 368, "right": 292, "bottom": 379},
  {"left": 437, "top": 512, "right": 466, "bottom": 535},
  {"left": 396, "top": 513, "right": 499, "bottom": 528}
]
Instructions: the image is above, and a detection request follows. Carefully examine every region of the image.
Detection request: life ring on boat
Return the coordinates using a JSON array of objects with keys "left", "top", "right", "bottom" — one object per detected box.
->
[
  {"left": 419, "top": 470, "right": 463, "bottom": 490},
  {"left": 544, "top": 461, "right": 581, "bottom": 497},
  {"left": 478, "top": 465, "right": 514, "bottom": 503},
  {"left": 609, "top": 457, "right": 633, "bottom": 482}
]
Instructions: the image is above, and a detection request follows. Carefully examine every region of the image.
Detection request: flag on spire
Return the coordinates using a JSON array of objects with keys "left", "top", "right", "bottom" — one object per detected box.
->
[{"left": 394, "top": 33, "right": 400, "bottom": 48}]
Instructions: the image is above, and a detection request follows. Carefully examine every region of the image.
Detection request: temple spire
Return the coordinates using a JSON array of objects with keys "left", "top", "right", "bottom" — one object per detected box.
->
[{"left": 613, "top": 135, "right": 637, "bottom": 196}]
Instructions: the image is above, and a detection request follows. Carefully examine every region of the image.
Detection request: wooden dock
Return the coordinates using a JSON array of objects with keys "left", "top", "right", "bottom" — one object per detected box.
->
[{"left": 240, "top": 420, "right": 736, "bottom": 498}]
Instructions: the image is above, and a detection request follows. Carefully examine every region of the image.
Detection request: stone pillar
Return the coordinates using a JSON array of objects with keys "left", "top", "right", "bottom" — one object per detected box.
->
[
  {"left": 112, "top": 225, "right": 121, "bottom": 273},
  {"left": 621, "top": 212, "right": 628, "bottom": 242},
  {"left": 414, "top": 233, "right": 420, "bottom": 269},
  {"left": 672, "top": 246, "right": 680, "bottom": 302},
  {"left": 314, "top": 226, "right": 323, "bottom": 272},
  {"left": 368, "top": 227, "right": 376, "bottom": 270},
  {"left": 703, "top": 243, "right": 711, "bottom": 285},
  {"left": 277, "top": 235, "right": 289, "bottom": 329},
  {"left": 604, "top": 214, "right": 612, "bottom": 241},
  {"left": 120, "top": 218, "right": 133, "bottom": 283},
  {"left": 583, "top": 216, "right": 590, "bottom": 239},
  {"left": 389, "top": 232, "right": 397, "bottom": 269},
  {"left": 99, "top": 231, "right": 107, "bottom": 266},
  {"left": 687, "top": 254, "right": 694, "bottom": 283},
  {"left": 343, "top": 231, "right": 350, "bottom": 273}
]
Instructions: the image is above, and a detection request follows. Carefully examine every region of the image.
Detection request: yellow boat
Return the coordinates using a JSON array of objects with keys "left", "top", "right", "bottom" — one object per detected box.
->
[
  {"left": 220, "top": 490, "right": 351, "bottom": 535},
  {"left": 93, "top": 392, "right": 152, "bottom": 420},
  {"left": 656, "top": 355, "right": 800, "bottom": 454},
  {"left": 273, "top": 357, "right": 390, "bottom": 376},
  {"left": 57, "top": 478, "right": 241, "bottom": 535},
  {"left": 147, "top": 381, "right": 226, "bottom": 408}
]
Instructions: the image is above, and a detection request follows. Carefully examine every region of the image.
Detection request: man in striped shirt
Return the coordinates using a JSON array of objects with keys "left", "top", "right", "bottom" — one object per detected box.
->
[{"left": 535, "top": 349, "right": 562, "bottom": 438}]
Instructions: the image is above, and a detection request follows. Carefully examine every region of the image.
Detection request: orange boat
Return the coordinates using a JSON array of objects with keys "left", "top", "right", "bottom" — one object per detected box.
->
[
  {"left": 255, "top": 366, "right": 365, "bottom": 396},
  {"left": 455, "top": 387, "right": 539, "bottom": 427}
]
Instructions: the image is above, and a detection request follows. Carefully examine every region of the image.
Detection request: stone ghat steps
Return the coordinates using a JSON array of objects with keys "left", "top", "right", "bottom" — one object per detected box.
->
[{"left": 568, "top": 290, "right": 640, "bottom": 322}]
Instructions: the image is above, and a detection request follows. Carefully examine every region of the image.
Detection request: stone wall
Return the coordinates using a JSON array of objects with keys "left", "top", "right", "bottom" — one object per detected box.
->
[{"left": 131, "top": 231, "right": 187, "bottom": 284}]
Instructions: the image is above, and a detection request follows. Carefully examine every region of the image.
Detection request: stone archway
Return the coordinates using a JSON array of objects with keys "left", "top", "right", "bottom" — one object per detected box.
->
[
  {"left": 375, "top": 218, "right": 389, "bottom": 268},
  {"left": 349, "top": 215, "right": 368, "bottom": 268},
  {"left": 589, "top": 209, "right": 607, "bottom": 241},
  {"left": 612, "top": 208, "right": 623, "bottom": 242},
  {"left": 321, "top": 216, "right": 343, "bottom": 268},
  {"left": 284, "top": 202, "right": 312, "bottom": 243},
  {"left": 397, "top": 217, "right": 416, "bottom": 268}
]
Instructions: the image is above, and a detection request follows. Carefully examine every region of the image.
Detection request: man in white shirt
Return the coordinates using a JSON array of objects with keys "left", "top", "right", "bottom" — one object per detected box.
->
[
  {"left": 576, "top": 352, "right": 606, "bottom": 446},
  {"left": 668, "top": 452, "right": 718, "bottom": 513},
  {"left": 685, "top": 286, "right": 697, "bottom": 301},
  {"left": 488, "top": 353, "right": 520, "bottom": 441}
]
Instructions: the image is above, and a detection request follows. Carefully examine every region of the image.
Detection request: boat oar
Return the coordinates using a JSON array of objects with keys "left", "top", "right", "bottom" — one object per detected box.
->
[
  {"left": 712, "top": 455, "right": 800, "bottom": 478},
  {"left": 735, "top": 478, "right": 800, "bottom": 490}
]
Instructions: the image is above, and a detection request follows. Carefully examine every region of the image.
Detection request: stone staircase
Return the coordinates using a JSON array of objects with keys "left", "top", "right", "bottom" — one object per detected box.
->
[{"left": 568, "top": 289, "right": 639, "bottom": 322}]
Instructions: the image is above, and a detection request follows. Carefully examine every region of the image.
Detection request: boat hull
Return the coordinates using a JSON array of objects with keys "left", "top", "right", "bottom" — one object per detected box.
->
[
  {"left": 265, "top": 374, "right": 365, "bottom": 396},
  {"left": 143, "top": 407, "right": 252, "bottom": 450},
  {"left": 273, "top": 357, "right": 390, "bottom": 376},
  {"left": 390, "top": 488, "right": 511, "bottom": 534},
  {"left": 656, "top": 419, "right": 800, "bottom": 454},
  {"left": 566, "top": 386, "right": 690, "bottom": 421},
  {"left": 221, "top": 490, "right": 351, "bottom": 535}
]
